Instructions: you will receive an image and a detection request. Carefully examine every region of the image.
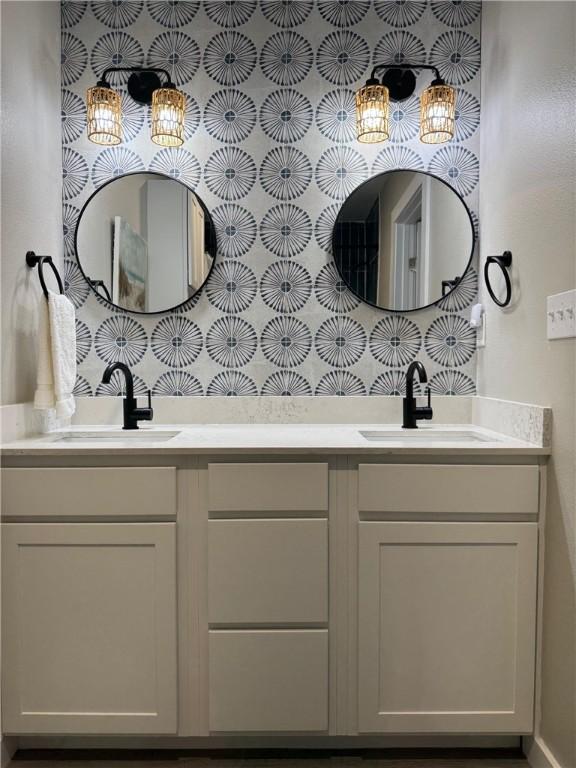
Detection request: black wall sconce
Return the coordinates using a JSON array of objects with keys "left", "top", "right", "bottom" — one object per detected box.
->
[
  {"left": 356, "top": 63, "right": 456, "bottom": 145},
  {"left": 86, "top": 67, "right": 186, "bottom": 147},
  {"left": 484, "top": 250, "right": 513, "bottom": 307}
]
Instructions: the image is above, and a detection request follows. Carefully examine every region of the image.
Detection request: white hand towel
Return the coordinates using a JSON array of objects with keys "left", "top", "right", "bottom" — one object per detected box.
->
[
  {"left": 48, "top": 291, "right": 77, "bottom": 418},
  {"left": 34, "top": 291, "right": 77, "bottom": 418},
  {"left": 33, "top": 297, "right": 56, "bottom": 410}
]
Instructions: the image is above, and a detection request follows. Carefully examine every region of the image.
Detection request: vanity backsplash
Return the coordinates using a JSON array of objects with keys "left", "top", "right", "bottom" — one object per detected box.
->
[{"left": 61, "top": 0, "right": 481, "bottom": 397}]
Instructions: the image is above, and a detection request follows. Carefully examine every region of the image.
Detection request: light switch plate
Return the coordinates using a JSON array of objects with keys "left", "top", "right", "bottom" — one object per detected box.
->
[{"left": 547, "top": 289, "right": 576, "bottom": 339}]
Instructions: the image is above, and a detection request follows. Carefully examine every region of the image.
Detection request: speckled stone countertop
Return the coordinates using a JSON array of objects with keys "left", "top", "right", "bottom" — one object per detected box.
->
[
  {"left": 0, "top": 423, "right": 549, "bottom": 457},
  {"left": 0, "top": 396, "right": 552, "bottom": 457}
]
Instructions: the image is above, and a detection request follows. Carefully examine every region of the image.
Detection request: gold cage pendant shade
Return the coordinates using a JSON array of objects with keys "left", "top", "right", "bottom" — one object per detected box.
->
[
  {"left": 420, "top": 83, "right": 456, "bottom": 144},
  {"left": 151, "top": 87, "right": 186, "bottom": 147},
  {"left": 356, "top": 82, "right": 390, "bottom": 144},
  {"left": 86, "top": 85, "right": 122, "bottom": 145}
]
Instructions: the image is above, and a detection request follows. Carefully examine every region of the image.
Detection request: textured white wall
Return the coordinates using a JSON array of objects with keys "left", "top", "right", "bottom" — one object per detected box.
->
[
  {"left": 0, "top": 0, "right": 62, "bottom": 406},
  {"left": 479, "top": 4, "right": 576, "bottom": 766}
]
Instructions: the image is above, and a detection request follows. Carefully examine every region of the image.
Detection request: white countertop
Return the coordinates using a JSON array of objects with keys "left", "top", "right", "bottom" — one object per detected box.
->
[{"left": 0, "top": 423, "right": 550, "bottom": 456}]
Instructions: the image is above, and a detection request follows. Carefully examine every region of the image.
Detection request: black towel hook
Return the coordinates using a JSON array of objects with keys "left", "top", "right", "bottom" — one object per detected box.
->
[
  {"left": 26, "top": 251, "right": 65, "bottom": 298},
  {"left": 484, "top": 250, "right": 512, "bottom": 307}
]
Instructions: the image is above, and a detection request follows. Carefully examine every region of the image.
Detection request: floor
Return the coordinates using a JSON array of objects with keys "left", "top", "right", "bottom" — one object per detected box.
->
[{"left": 10, "top": 752, "right": 530, "bottom": 768}]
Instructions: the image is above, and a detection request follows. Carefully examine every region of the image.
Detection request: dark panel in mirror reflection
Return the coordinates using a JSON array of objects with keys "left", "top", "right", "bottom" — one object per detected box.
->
[
  {"left": 332, "top": 170, "right": 475, "bottom": 312},
  {"left": 75, "top": 172, "right": 216, "bottom": 314}
]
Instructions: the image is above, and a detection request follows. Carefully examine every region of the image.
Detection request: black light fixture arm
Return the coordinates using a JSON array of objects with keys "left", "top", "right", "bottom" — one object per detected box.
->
[
  {"left": 95, "top": 66, "right": 176, "bottom": 105},
  {"left": 97, "top": 66, "right": 173, "bottom": 86},
  {"left": 370, "top": 62, "right": 443, "bottom": 83},
  {"left": 366, "top": 62, "right": 447, "bottom": 102}
]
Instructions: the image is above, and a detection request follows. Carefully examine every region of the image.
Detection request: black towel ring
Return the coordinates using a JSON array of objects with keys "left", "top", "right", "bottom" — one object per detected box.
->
[
  {"left": 26, "top": 251, "right": 65, "bottom": 298},
  {"left": 484, "top": 250, "right": 512, "bottom": 307}
]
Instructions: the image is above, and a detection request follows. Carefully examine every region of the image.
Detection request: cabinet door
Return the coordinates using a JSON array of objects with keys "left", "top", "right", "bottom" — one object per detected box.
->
[
  {"left": 2, "top": 523, "right": 177, "bottom": 734},
  {"left": 358, "top": 522, "right": 537, "bottom": 733}
]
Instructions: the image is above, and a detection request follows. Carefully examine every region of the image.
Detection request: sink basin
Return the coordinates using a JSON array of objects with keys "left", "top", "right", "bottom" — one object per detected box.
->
[
  {"left": 359, "top": 429, "right": 500, "bottom": 443},
  {"left": 53, "top": 430, "right": 180, "bottom": 443}
]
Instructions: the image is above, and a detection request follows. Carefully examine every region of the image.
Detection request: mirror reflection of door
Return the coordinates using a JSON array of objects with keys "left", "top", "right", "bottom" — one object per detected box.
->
[
  {"left": 188, "top": 194, "right": 210, "bottom": 292},
  {"left": 388, "top": 176, "right": 428, "bottom": 310},
  {"left": 332, "top": 170, "right": 474, "bottom": 312},
  {"left": 331, "top": 201, "right": 379, "bottom": 304},
  {"left": 75, "top": 173, "right": 216, "bottom": 314}
]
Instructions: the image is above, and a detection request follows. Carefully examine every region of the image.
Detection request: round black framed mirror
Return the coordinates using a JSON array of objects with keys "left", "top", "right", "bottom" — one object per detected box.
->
[
  {"left": 75, "top": 172, "right": 217, "bottom": 314},
  {"left": 332, "top": 170, "right": 475, "bottom": 313}
]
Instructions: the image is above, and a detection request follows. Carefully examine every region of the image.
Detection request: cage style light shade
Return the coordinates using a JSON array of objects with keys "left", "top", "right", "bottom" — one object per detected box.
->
[
  {"left": 151, "top": 86, "right": 186, "bottom": 147},
  {"left": 420, "top": 83, "right": 456, "bottom": 144},
  {"left": 355, "top": 82, "right": 390, "bottom": 143},
  {"left": 86, "top": 85, "right": 122, "bottom": 145}
]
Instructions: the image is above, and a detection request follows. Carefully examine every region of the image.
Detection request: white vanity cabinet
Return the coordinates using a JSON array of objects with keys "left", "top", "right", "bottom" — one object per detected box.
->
[
  {"left": 1, "top": 467, "right": 178, "bottom": 735},
  {"left": 0, "top": 454, "right": 543, "bottom": 742}
]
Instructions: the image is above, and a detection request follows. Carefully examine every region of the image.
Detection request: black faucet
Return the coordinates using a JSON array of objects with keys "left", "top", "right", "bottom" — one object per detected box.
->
[
  {"left": 402, "top": 361, "right": 433, "bottom": 429},
  {"left": 101, "top": 362, "right": 153, "bottom": 430}
]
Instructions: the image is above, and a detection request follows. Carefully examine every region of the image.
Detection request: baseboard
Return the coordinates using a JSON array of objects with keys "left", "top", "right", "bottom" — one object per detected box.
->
[
  {"left": 1, "top": 736, "right": 18, "bottom": 768},
  {"left": 523, "top": 735, "right": 564, "bottom": 768},
  {"left": 17, "top": 735, "right": 520, "bottom": 750}
]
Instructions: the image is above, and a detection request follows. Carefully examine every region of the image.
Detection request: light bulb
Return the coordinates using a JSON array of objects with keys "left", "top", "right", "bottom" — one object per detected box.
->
[
  {"left": 356, "top": 82, "right": 390, "bottom": 143},
  {"left": 86, "top": 84, "right": 122, "bottom": 145},
  {"left": 151, "top": 86, "right": 186, "bottom": 147},
  {"left": 420, "top": 83, "right": 456, "bottom": 144}
]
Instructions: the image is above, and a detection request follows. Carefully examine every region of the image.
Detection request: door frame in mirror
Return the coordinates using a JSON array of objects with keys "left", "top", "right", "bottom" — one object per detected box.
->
[
  {"left": 73, "top": 171, "right": 218, "bottom": 315},
  {"left": 331, "top": 169, "right": 476, "bottom": 313}
]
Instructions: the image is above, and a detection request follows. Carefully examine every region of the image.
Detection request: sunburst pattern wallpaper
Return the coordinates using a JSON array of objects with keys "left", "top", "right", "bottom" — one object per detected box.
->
[{"left": 61, "top": 0, "right": 481, "bottom": 397}]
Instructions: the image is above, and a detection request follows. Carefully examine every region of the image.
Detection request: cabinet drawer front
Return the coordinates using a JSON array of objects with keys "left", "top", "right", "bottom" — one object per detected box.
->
[
  {"left": 2, "top": 523, "right": 177, "bottom": 734},
  {"left": 208, "top": 463, "right": 328, "bottom": 515},
  {"left": 209, "top": 519, "right": 328, "bottom": 625},
  {"left": 209, "top": 630, "right": 328, "bottom": 732},
  {"left": 1, "top": 467, "right": 176, "bottom": 518},
  {"left": 358, "top": 464, "right": 539, "bottom": 516}
]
